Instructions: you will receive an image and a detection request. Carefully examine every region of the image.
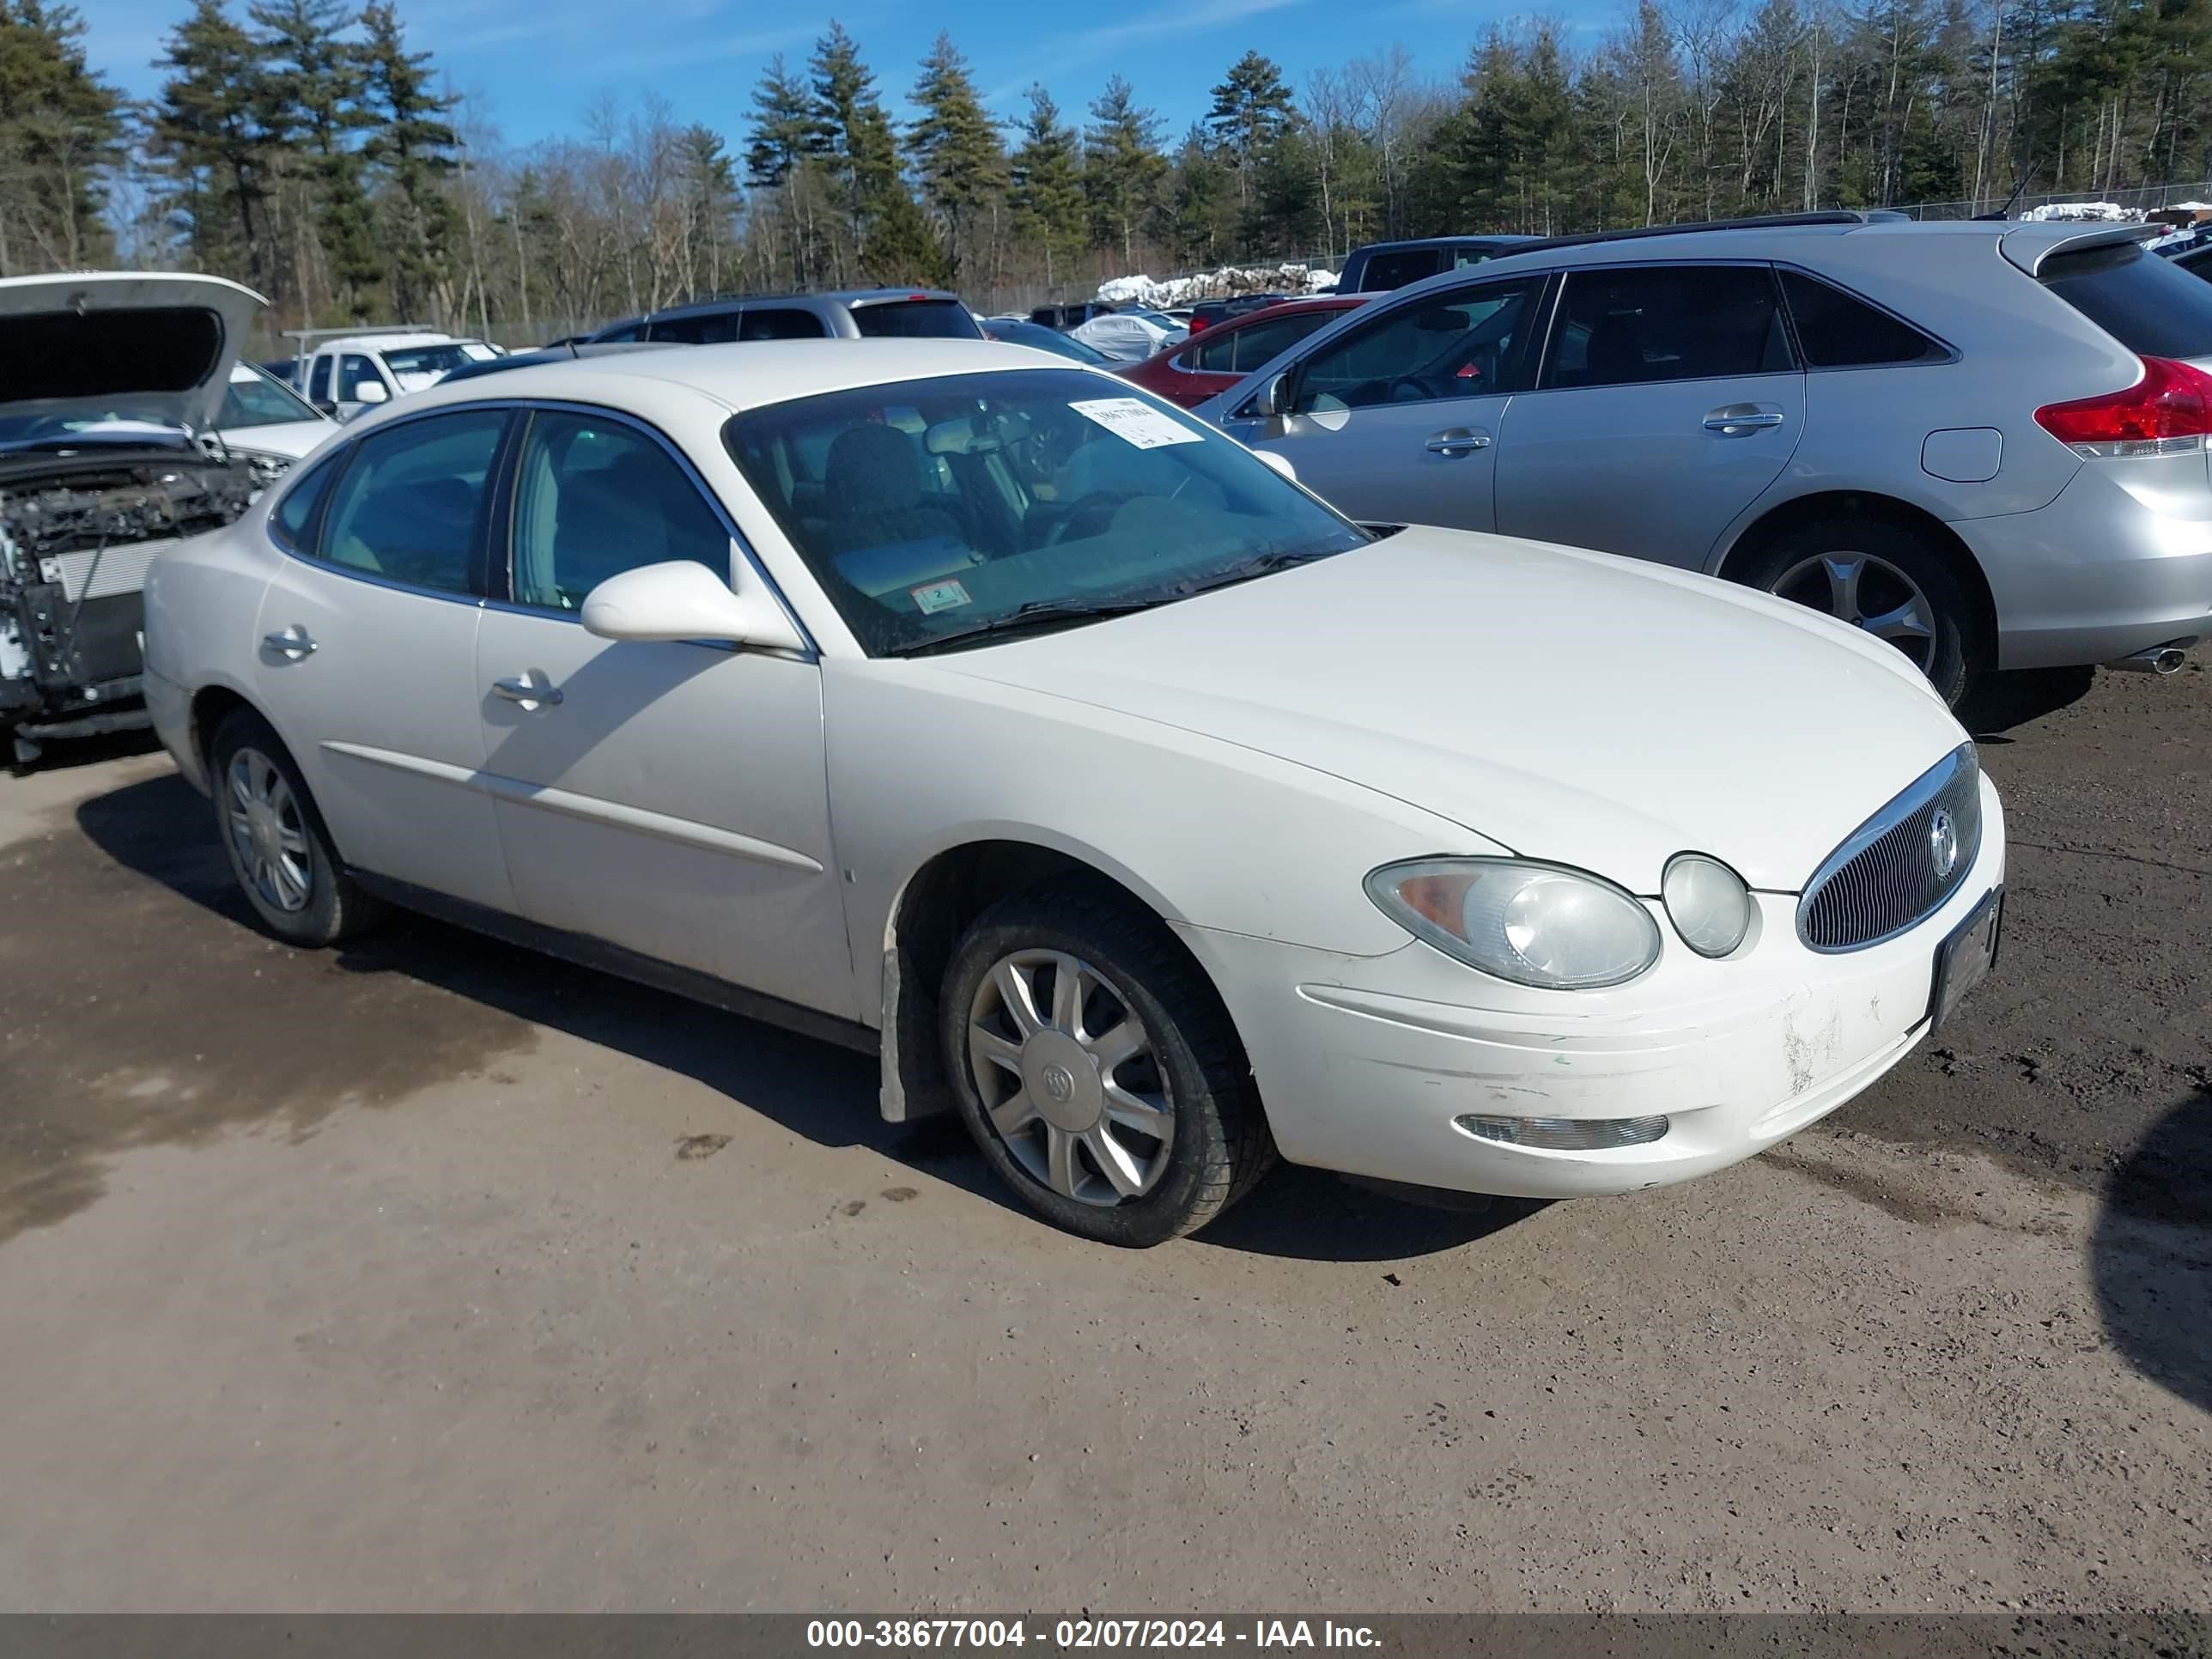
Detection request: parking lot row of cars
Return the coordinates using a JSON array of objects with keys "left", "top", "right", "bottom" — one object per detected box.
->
[{"left": 3, "top": 207, "right": 2206, "bottom": 1245}]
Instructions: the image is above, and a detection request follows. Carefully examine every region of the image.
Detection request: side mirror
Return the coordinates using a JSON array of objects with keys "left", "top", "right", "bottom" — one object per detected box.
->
[
  {"left": 581, "top": 557, "right": 805, "bottom": 653},
  {"left": 1253, "top": 450, "right": 1297, "bottom": 484},
  {"left": 351, "top": 380, "right": 389, "bottom": 405},
  {"left": 1252, "top": 372, "right": 1293, "bottom": 419}
]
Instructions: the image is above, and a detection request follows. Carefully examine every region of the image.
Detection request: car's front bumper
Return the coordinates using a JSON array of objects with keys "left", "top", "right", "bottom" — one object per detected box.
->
[{"left": 1176, "top": 777, "right": 2005, "bottom": 1200}]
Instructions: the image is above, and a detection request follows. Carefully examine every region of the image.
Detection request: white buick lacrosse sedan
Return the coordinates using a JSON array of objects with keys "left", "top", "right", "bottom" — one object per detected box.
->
[{"left": 143, "top": 340, "right": 2004, "bottom": 1245}]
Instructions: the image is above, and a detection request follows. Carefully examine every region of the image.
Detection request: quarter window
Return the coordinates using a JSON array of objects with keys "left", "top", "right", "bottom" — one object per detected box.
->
[
  {"left": 739, "top": 308, "right": 828, "bottom": 341},
  {"left": 307, "top": 355, "right": 333, "bottom": 404},
  {"left": 316, "top": 410, "right": 505, "bottom": 594},
  {"left": 1544, "top": 265, "right": 1792, "bottom": 389},
  {"left": 270, "top": 452, "right": 341, "bottom": 551},
  {"left": 1778, "top": 270, "right": 1946, "bottom": 367},
  {"left": 508, "top": 411, "right": 729, "bottom": 611},
  {"left": 1290, "top": 278, "right": 1545, "bottom": 412}
]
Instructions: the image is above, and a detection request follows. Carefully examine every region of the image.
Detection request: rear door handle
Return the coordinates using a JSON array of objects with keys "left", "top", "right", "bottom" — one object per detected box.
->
[
  {"left": 1425, "top": 428, "right": 1492, "bottom": 455},
  {"left": 1704, "top": 404, "right": 1786, "bottom": 434},
  {"left": 262, "top": 625, "right": 316, "bottom": 659},
  {"left": 492, "top": 671, "right": 563, "bottom": 709}
]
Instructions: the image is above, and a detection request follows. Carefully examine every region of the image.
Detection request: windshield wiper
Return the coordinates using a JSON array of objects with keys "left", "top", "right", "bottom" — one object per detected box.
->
[
  {"left": 1167, "top": 546, "right": 1340, "bottom": 595},
  {"left": 894, "top": 595, "right": 1168, "bottom": 657}
]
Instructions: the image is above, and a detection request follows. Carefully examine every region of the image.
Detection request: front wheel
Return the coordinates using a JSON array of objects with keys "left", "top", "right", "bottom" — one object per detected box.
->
[
  {"left": 1736, "top": 519, "right": 1984, "bottom": 708},
  {"left": 939, "top": 883, "right": 1273, "bottom": 1246}
]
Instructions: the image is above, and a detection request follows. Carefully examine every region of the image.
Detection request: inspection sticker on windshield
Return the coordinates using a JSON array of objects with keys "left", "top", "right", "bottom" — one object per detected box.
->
[
  {"left": 909, "top": 579, "right": 971, "bottom": 615},
  {"left": 1070, "top": 397, "right": 1204, "bottom": 449}
]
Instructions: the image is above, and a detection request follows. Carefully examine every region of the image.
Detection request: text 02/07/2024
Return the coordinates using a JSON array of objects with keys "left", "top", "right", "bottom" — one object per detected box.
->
[{"left": 804, "top": 1622, "right": 1382, "bottom": 1650}]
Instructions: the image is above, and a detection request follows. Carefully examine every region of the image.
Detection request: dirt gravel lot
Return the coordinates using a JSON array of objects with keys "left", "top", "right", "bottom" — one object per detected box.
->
[{"left": 0, "top": 665, "right": 2205, "bottom": 1613}]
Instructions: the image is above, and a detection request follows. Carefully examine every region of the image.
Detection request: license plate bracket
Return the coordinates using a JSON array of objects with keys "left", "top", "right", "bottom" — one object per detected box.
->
[{"left": 1928, "top": 885, "right": 2003, "bottom": 1032}]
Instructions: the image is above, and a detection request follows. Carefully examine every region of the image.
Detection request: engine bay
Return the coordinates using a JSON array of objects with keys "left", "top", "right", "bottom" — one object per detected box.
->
[{"left": 1, "top": 448, "right": 260, "bottom": 762}]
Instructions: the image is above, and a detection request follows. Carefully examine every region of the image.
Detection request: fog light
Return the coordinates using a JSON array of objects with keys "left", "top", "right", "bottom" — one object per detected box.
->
[{"left": 1454, "top": 1114, "right": 1669, "bottom": 1150}]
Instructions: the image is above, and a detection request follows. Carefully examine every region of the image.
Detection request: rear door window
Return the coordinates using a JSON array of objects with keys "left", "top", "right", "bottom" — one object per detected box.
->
[
  {"left": 1542, "top": 265, "right": 1792, "bottom": 389},
  {"left": 1224, "top": 309, "right": 1337, "bottom": 372},
  {"left": 851, "top": 300, "right": 980, "bottom": 339},
  {"left": 1778, "top": 270, "right": 1948, "bottom": 367},
  {"left": 307, "top": 355, "right": 333, "bottom": 404},
  {"left": 2039, "top": 240, "right": 2212, "bottom": 358},
  {"left": 650, "top": 310, "right": 739, "bottom": 344},
  {"left": 739, "top": 308, "right": 828, "bottom": 341},
  {"left": 1358, "top": 248, "right": 1448, "bottom": 291},
  {"left": 316, "top": 409, "right": 507, "bottom": 594}
]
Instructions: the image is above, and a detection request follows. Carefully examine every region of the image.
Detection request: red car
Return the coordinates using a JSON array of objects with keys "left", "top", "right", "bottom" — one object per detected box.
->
[{"left": 1115, "top": 295, "right": 1367, "bottom": 408}]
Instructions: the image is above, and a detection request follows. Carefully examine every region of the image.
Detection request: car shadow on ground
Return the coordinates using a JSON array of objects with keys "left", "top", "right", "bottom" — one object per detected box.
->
[
  {"left": 70, "top": 769, "right": 1513, "bottom": 1262},
  {"left": 1962, "top": 665, "right": 2097, "bottom": 740},
  {"left": 2090, "top": 1084, "right": 2212, "bottom": 1415}
]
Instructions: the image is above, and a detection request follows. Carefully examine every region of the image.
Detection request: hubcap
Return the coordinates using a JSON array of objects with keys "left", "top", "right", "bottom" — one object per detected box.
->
[
  {"left": 1769, "top": 551, "right": 1939, "bottom": 674},
  {"left": 966, "top": 950, "right": 1174, "bottom": 1207},
  {"left": 225, "top": 747, "right": 313, "bottom": 915}
]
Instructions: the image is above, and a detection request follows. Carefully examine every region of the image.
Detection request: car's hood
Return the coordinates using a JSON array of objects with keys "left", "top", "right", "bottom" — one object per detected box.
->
[
  {"left": 942, "top": 527, "right": 1967, "bottom": 893},
  {"left": 0, "top": 271, "right": 266, "bottom": 433},
  {"left": 216, "top": 418, "right": 333, "bottom": 459}
]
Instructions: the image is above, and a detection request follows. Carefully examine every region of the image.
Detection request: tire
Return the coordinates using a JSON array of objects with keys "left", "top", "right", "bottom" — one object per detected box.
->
[
  {"left": 939, "top": 880, "right": 1274, "bottom": 1246},
  {"left": 208, "top": 708, "right": 385, "bottom": 947},
  {"left": 1735, "top": 517, "right": 1984, "bottom": 708}
]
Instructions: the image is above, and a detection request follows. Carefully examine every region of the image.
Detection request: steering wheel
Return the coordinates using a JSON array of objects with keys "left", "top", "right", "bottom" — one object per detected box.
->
[
  {"left": 1043, "top": 487, "right": 1141, "bottom": 546},
  {"left": 1386, "top": 376, "right": 1437, "bottom": 404}
]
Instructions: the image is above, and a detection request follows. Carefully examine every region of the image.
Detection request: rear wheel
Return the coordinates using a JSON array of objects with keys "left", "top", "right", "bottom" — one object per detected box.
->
[
  {"left": 1737, "top": 518, "right": 1984, "bottom": 708},
  {"left": 209, "top": 708, "right": 384, "bottom": 947},
  {"left": 939, "top": 882, "right": 1273, "bottom": 1246}
]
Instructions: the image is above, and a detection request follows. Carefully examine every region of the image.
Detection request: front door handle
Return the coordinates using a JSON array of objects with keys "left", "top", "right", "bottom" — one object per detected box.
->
[
  {"left": 262, "top": 625, "right": 316, "bottom": 659},
  {"left": 1704, "top": 404, "right": 1786, "bottom": 435},
  {"left": 1425, "top": 428, "right": 1492, "bottom": 455},
  {"left": 491, "top": 671, "right": 563, "bottom": 709}
]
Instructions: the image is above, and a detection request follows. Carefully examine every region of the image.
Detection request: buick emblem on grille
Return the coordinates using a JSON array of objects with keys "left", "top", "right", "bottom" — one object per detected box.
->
[{"left": 1929, "top": 810, "right": 1960, "bottom": 880}]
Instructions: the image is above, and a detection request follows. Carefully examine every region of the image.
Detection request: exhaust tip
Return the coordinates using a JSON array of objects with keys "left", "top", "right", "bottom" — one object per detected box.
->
[{"left": 2107, "top": 641, "right": 2194, "bottom": 675}]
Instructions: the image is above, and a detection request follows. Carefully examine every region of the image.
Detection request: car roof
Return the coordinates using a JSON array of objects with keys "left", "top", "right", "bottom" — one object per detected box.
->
[
  {"left": 1352, "top": 234, "right": 1544, "bottom": 252},
  {"left": 391, "top": 338, "right": 1080, "bottom": 419},
  {"left": 637, "top": 288, "right": 961, "bottom": 322},
  {"left": 316, "top": 331, "right": 466, "bottom": 354}
]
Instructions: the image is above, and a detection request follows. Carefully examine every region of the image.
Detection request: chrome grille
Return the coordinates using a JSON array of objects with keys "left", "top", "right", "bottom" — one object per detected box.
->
[{"left": 1798, "top": 744, "right": 1981, "bottom": 952}]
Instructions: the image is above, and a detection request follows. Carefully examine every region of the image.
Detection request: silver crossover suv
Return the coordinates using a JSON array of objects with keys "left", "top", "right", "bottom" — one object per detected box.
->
[{"left": 1200, "top": 212, "right": 2212, "bottom": 703}]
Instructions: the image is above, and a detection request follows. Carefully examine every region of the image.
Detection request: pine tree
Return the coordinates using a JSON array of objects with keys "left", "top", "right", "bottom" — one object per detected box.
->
[
  {"left": 860, "top": 182, "right": 955, "bottom": 287},
  {"left": 1205, "top": 49, "right": 1296, "bottom": 234},
  {"left": 359, "top": 0, "right": 456, "bottom": 319},
  {"left": 745, "top": 53, "right": 818, "bottom": 189},
  {"left": 680, "top": 123, "right": 740, "bottom": 294},
  {"left": 149, "top": 0, "right": 276, "bottom": 280},
  {"left": 907, "top": 32, "right": 1006, "bottom": 250},
  {"left": 1009, "top": 85, "right": 1085, "bottom": 283},
  {"left": 0, "top": 0, "right": 127, "bottom": 271},
  {"left": 809, "top": 19, "right": 897, "bottom": 247},
  {"left": 1084, "top": 74, "right": 1166, "bottom": 263},
  {"left": 248, "top": 0, "right": 380, "bottom": 314}
]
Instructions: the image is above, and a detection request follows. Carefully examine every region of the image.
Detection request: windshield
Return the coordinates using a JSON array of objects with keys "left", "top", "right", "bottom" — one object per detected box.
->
[
  {"left": 982, "top": 321, "right": 1113, "bottom": 364},
  {"left": 724, "top": 367, "right": 1367, "bottom": 656},
  {"left": 381, "top": 342, "right": 498, "bottom": 386},
  {"left": 220, "top": 363, "right": 320, "bottom": 428}
]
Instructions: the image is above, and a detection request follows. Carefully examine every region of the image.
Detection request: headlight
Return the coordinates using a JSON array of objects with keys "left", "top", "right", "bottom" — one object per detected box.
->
[
  {"left": 1364, "top": 858, "right": 1662, "bottom": 990},
  {"left": 1661, "top": 853, "right": 1751, "bottom": 957}
]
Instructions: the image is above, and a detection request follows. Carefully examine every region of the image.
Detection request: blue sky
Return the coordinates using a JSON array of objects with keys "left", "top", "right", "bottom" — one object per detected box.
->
[{"left": 84, "top": 0, "right": 1615, "bottom": 155}]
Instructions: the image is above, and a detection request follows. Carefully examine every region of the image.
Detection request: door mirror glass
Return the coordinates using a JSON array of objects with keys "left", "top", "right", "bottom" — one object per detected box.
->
[
  {"left": 1253, "top": 450, "right": 1297, "bottom": 483},
  {"left": 581, "top": 558, "right": 805, "bottom": 652}
]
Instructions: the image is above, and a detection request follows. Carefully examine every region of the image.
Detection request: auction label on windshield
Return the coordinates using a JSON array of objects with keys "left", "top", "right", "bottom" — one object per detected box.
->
[{"left": 1070, "top": 398, "right": 1205, "bottom": 449}]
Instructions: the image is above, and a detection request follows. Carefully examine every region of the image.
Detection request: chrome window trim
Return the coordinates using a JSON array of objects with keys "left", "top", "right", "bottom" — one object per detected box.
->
[
  {"left": 264, "top": 396, "right": 820, "bottom": 660},
  {"left": 1796, "top": 743, "right": 1981, "bottom": 953}
]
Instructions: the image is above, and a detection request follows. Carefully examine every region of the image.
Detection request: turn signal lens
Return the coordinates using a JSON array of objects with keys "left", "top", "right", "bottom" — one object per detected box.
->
[{"left": 1366, "top": 858, "right": 1662, "bottom": 990}]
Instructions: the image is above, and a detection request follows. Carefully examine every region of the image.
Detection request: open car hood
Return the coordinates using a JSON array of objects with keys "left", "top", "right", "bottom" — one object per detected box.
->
[{"left": 0, "top": 271, "right": 267, "bottom": 434}]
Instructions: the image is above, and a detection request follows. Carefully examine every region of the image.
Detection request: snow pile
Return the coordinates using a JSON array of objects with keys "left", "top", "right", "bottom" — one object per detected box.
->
[
  {"left": 2021, "top": 200, "right": 2142, "bottom": 222},
  {"left": 1095, "top": 262, "right": 1338, "bottom": 308}
]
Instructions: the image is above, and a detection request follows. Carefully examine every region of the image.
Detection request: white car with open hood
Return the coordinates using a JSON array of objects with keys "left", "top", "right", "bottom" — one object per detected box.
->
[
  {"left": 1, "top": 270, "right": 285, "bottom": 765},
  {"left": 142, "top": 341, "right": 2006, "bottom": 1245}
]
